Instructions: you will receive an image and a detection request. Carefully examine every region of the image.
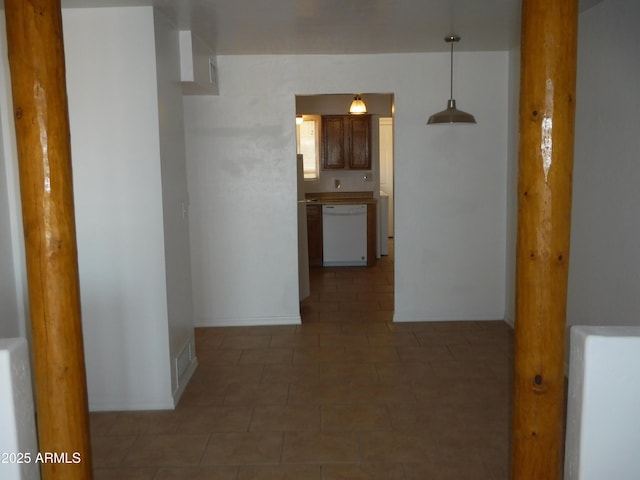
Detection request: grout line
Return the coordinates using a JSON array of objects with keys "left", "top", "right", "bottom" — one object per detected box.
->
[
  {"left": 278, "top": 431, "right": 286, "bottom": 465},
  {"left": 247, "top": 406, "right": 256, "bottom": 433},
  {"left": 196, "top": 432, "right": 212, "bottom": 466}
]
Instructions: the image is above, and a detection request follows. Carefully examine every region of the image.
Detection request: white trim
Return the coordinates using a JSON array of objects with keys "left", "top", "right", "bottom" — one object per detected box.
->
[
  {"left": 393, "top": 312, "right": 504, "bottom": 323},
  {"left": 194, "top": 314, "right": 302, "bottom": 328}
]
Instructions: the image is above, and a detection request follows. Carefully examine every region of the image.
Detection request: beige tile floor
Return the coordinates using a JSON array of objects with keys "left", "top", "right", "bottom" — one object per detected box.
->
[{"left": 91, "top": 240, "right": 514, "bottom": 479}]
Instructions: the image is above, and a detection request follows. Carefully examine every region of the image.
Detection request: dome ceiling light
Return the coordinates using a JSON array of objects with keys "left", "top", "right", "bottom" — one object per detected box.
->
[{"left": 349, "top": 95, "right": 367, "bottom": 114}]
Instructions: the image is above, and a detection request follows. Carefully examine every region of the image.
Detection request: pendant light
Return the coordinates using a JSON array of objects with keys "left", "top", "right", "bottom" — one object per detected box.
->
[
  {"left": 427, "top": 35, "right": 476, "bottom": 124},
  {"left": 349, "top": 95, "right": 367, "bottom": 114}
]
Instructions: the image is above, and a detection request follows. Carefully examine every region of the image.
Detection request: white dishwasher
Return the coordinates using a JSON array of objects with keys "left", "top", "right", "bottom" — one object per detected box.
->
[{"left": 322, "top": 204, "right": 367, "bottom": 267}]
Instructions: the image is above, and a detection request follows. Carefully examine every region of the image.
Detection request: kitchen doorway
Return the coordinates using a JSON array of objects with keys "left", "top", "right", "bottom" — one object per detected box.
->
[{"left": 294, "top": 93, "right": 395, "bottom": 313}]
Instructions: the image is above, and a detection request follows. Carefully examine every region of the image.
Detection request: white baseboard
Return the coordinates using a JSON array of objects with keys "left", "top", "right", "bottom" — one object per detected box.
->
[
  {"left": 393, "top": 312, "right": 504, "bottom": 323},
  {"left": 195, "top": 314, "right": 302, "bottom": 328}
]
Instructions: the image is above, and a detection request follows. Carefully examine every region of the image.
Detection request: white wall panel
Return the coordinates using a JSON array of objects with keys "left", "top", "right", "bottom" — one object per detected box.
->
[
  {"left": 63, "top": 7, "right": 173, "bottom": 410},
  {"left": 566, "top": 326, "right": 640, "bottom": 479},
  {"left": 184, "top": 52, "right": 509, "bottom": 326},
  {"left": 567, "top": 0, "right": 640, "bottom": 328}
]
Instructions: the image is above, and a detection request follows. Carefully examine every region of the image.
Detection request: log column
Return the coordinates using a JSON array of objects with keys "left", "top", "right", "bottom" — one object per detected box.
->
[
  {"left": 5, "top": 0, "right": 92, "bottom": 478},
  {"left": 512, "top": 0, "right": 578, "bottom": 478}
]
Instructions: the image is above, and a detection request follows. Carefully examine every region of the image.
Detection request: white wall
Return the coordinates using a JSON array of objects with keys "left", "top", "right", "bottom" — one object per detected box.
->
[
  {"left": 0, "top": 13, "right": 26, "bottom": 340},
  {"left": 0, "top": 101, "right": 19, "bottom": 339},
  {"left": 565, "top": 326, "right": 640, "bottom": 479},
  {"left": 62, "top": 7, "right": 173, "bottom": 410},
  {"left": 152, "top": 9, "right": 197, "bottom": 399},
  {"left": 184, "top": 55, "right": 303, "bottom": 326},
  {"left": 567, "top": 0, "right": 640, "bottom": 328},
  {"left": 504, "top": 43, "right": 520, "bottom": 327},
  {"left": 0, "top": 5, "right": 195, "bottom": 411},
  {"left": 0, "top": 339, "right": 38, "bottom": 480},
  {"left": 184, "top": 51, "right": 509, "bottom": 326}
]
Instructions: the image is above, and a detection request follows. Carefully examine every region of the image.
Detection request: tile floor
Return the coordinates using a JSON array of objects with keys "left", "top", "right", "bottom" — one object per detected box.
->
[{"left": 91, "top": 240, "right": 514, "bottom": 479}]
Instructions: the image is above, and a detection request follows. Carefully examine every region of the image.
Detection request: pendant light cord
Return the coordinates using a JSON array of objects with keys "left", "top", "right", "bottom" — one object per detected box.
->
[
  {"left": 445, "top": 34, "right": 460, "bottom": 101},
  {"left": 449, "top": 39, "right": 454, "bottom": 101}
]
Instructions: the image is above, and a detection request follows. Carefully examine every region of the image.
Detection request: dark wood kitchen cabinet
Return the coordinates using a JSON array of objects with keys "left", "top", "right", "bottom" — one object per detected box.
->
[
  {"left": 306, "top": 204, "right": 323, "bottom": 267},
  {"left": 322, "top": 115, "right": 371, "bottom": 170}
]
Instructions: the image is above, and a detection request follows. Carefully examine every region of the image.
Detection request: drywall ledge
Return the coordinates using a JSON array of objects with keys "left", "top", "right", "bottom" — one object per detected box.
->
[
  {"left": 179, "top": 30, "right": 219, "bottom": 96},
  {"left": 565, "top": 326, "right": 640, "bottom": 480},
  {"left": 579, "top": 0, "right": 604, "bottom": 12},
  {"left": 0, "top": 338, "right": 39, "bottom": 480}
]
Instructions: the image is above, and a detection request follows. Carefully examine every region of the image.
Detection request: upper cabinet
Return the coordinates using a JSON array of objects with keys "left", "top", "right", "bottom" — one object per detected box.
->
[{"left": 322, "top": 115, "right": 372, "bottom": 170}]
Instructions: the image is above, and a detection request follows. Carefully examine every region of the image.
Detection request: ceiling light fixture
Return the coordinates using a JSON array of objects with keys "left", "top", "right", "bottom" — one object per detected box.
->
[
  {"left": 427, "top": 35, "right": 476, "bottom": 125},
  {"left": 349, "top": 95, "right": 367, "bottom": 115},
  {"left": 296, "top": 115, "right": 304, "bottom": 125}
]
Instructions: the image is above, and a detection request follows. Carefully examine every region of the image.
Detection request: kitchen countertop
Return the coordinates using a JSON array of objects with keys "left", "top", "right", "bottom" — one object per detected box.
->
[{"left": 300, "top": 192, "right": 377, "bottom": 205}]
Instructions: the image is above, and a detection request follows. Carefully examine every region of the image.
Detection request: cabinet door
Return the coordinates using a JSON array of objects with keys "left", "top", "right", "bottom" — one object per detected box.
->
[
  {"left": 322, "top": 116, "right": 346, "bottom": 169},
  {"left": 306, "top": 204, "right": 323, "bottom": 267},
  {"left": 348, "top": 115, "right": 371, "bottom": 169}
]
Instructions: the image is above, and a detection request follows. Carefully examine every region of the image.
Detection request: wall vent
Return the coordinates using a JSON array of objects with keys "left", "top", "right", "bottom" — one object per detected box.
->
[{"left": 175, "top": 342, "right": 193, "bottom": 387}]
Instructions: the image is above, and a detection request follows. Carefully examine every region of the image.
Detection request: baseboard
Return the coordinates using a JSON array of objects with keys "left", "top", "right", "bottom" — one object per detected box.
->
[
  {"left": 89, "top": 399, "right": 176, "bottom": 412},
  {"left": 195, "top": 314, "right": 302, "bottom": 328},
  {"left": 393, "top": 312, "right": 505, "bottom": 323}
]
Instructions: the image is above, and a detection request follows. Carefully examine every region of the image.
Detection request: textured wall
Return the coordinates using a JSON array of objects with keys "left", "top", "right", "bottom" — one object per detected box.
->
[
  {"left": 0, "top": 338, "right": 38, "bottom": 480},
  {"left": 184, "top": 51, "right": 509, "bottom": 326}
]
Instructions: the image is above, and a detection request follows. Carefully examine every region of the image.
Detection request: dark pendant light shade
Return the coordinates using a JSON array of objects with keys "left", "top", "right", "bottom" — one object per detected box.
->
[
  {"left": 427, "top": 99, "right": 477, "bottom": 124},
  {"left": 427, "top": 35, "right": 476, "bottom": 125}
]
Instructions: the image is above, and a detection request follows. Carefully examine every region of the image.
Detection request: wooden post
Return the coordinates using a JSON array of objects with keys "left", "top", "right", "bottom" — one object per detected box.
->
[
  {"left": 4, "top": 0, "right": 93, "bottom": 478},
  {"left": 512, "top": 0, "right": 578, "bottom": 478}
]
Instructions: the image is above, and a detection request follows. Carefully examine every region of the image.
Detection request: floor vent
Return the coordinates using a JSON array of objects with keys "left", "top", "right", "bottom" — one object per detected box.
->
[{"left": 176, "top": 342, "right": 193, "bottom": 387}]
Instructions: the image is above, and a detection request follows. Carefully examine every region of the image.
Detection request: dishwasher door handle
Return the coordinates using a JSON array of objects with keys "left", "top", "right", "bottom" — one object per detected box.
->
[
  {"left": 323, "top": 211, "right": 366, "bottom": 216},
  {"left": 322, "top": 204, "right": 367, "bottom": 215}
]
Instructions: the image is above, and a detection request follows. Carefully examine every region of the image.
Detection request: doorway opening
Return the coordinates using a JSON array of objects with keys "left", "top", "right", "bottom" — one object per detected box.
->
[{"left": 294, "top": 93, "right": 395, "bottom": 322}]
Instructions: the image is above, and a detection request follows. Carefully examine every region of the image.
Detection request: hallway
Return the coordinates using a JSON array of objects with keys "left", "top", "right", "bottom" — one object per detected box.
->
[{"left": 90, "top": 241, "right": 513, "bottom": 479}]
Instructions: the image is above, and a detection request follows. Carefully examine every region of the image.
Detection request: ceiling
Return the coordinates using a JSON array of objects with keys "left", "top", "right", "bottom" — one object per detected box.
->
[{"left": 60, "top": 0, "right": 602, "bottom": 55}]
